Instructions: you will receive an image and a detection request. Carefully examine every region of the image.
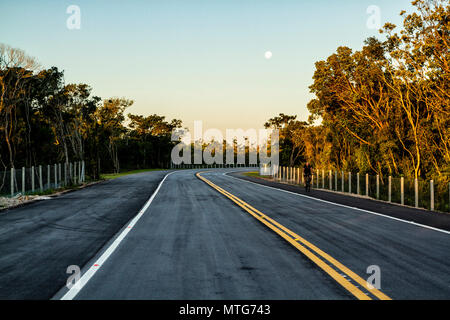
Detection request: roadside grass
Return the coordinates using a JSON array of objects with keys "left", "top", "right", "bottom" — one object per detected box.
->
[
  {"left": 242, "top": 171, "right": 264, "bottom": 178},
  {"left": 101, "top": 168, "right": 165, "bottom": 180}
]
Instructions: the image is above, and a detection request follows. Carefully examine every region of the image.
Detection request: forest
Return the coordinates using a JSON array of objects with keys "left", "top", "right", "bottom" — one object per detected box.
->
[
  {"left": 0, "top": 45, "right": 182, "bottom": 179},
  {"left": 265, "top": 0, "right": 449, "bottom": 184}
]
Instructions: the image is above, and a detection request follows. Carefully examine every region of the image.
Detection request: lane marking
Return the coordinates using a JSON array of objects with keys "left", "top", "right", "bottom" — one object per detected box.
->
[
  {"left": 197, "top": 172, "right": 392, "bottom": 300},
  {"left": 224, "top": 172, "right": 450, "bottom": 235},
  {"left": 60, "top": 171, "right": 176, "bottom": 300}
]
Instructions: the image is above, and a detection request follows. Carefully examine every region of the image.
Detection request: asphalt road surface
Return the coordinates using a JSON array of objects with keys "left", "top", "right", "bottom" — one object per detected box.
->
[{"left": 1, "top": 169, "right": 449, "bottom": 300}]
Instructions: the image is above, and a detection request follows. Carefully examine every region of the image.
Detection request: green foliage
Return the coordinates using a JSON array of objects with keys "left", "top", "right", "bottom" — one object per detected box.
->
[
  {"left": 302, "top": 0, "right": 449, "bottom": 184},
  {"left": 0, "top": 44, "right": 182, "bottom": 179}
]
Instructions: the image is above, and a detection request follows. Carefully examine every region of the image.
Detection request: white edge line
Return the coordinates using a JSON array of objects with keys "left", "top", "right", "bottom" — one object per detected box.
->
[
  {"left": 60, "top": 171, "right": 176, "bottom": 300},
  {"left": 222, "top": 171, "right": 450, "bottom": 235}
]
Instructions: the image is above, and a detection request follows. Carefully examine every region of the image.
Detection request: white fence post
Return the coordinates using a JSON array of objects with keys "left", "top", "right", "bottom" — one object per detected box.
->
[
  {"left": 70, "top": 162, "right": 73, "bottom": 184},
  {"left": 388, "top": 176, "right": 392, "bottom": 202},
  {"left": 401, "top": 177, "right": 404, "bottom": 205},
  {"left": 357, "top": 172, "right": 360, "bottom": 195},
  {"left": 47, "top": 164, "right": 51, "bottom": 189},
  {"left": 10, "top": 167, "right": 14, "bottom": 197},
  {"left": 349, "top": 172, "right": 352, "bottom": 193},
  {"left": 430, "top": 180, "right": 434, "bottom": 211},
  {"left": 341, "top": 171, "right": 344, "bottom": 192},
  {"left": 329, "top": 170, "right": 332, "bottom": 190},
  {"left": 79, "top": 161, "right": 82, "bottom": 183},
  {"left": 32, "top": 166, "right": 35, "bottom": 192},
  {"left": 22, "top": 167, "right": 25, "bottom": 195},
  {"left": 58, "top": 163, "right": 62, "bottom": 185},
  {"left": 366, "top": 173, "right": 369, "bottom": 196},
  {"left": 317, "top": 169, "right": 319, "bottom": 188},
  {"left": 376, "top": 174, "right": 379, "bottom": 199},
  {"left": 414, "top": 178, "right": 418, "bottom": 208},
  {"left": 322, "top": 169, "right": 325, "bottom": 188},
  {"left": 64, "top": 162, "right": 68, "bottom": 186},
  {"left": 75, "top": 162, "right": 78, "bottom": 185},
  {"left": 334, "top": 171, "right": 337, "bottom": 191},
  {"left": 82, "top": 160, "right": 85, "bottom": 183},
  {"left": 54, "top": 164, "right": 58, "bottom": 189},
  {"left": 39, "top": 165, "right": 43, "bottom": 192}
]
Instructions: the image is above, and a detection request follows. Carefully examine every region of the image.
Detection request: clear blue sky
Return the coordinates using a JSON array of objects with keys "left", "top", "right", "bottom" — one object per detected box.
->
[{"left": 0, "top": 0, "right": 413, "bottom": 132}]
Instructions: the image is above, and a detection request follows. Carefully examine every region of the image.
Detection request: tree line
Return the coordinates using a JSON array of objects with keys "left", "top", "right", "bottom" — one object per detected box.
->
[
  {"left": 265, "top": 0, "right": 449, "bottom": 184},
  {"left": 0, "top": 44, "right": 181, "bottom": 180}
]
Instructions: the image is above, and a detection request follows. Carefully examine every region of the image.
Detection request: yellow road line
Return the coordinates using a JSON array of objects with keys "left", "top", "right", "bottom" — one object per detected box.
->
[{"left": 196, "top": 172, "right": 392, "bottom": 301}]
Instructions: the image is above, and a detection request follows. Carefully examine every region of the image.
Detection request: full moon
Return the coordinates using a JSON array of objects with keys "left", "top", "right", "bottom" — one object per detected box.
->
[{"left": 265, "top": 51, "right": 272, "bottom": 59}]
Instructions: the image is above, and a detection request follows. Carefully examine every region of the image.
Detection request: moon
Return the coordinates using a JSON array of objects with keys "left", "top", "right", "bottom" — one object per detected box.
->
[{"left": 265, "top": 51, "right": 272, "bottom": 59}]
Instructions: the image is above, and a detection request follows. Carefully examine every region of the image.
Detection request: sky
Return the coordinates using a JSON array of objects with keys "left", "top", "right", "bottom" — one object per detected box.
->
[{"left": 0, "top": 0, "right": 413, "bottom": 133}]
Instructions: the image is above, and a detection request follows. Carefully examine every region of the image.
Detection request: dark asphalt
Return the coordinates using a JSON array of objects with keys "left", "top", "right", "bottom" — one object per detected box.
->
[
  {"left": 232, "top": 172, "right": 450, "bottom": 231},
  {"left": 210, "top": 171, "right": 450, "bottom": 299},
  {"left": 0, "top": 170, "right": 169, "bottom": 299},
  {"left": 69, "top": 169, "right": 351, "bottom": 300},
  {"left": 1, "top": 169, "right": 449, "bottom": 300}
]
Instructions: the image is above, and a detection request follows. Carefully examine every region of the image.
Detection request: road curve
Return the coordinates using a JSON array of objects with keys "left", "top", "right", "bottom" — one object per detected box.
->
[
  {"left": 55, "top": 169, "right": 449, "bottom": 300},
  {"left": 1, "top": 168, "right": 449, "bottom": 300}
]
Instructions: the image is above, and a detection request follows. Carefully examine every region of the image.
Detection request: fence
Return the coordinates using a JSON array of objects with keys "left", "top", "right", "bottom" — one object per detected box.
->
[
  {"left": 273, "top": 166, "right": 450, "bottom": 213},
  {"left": 0, "top": 161, "right": 86, "bottom": 197}
]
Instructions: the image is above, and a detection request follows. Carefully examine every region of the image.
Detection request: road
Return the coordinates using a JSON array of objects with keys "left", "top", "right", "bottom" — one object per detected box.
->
[
  {"left": 1, "top": 169, "right": 449, "bottom": 299},
  {"left": 0, "top": 170, "right": 169, "bottom": 299}
]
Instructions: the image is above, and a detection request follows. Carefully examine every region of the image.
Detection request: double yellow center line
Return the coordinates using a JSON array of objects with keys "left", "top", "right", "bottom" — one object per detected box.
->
[{"left": 196, "top": 172, "right": 391, "bottom": 301}]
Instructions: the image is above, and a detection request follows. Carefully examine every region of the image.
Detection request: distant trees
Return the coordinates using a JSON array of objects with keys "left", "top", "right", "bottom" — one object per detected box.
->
[
  {"left": 0, "top": 44, "right": 182, "bottom": 179},
  {"left": 271, "top": 0, "right": 449, "bottom": 183},
  {"left": 121, "top": 114, "right": 182, "bottom": 170},
  {"left": 264, "top": 113, "right": 308, "bottom": 167}
]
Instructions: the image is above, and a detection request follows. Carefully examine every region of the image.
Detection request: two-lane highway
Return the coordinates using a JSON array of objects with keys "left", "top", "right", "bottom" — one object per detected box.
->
[{"left": 53, "top": 169, "right": 450, "bottom": 300}]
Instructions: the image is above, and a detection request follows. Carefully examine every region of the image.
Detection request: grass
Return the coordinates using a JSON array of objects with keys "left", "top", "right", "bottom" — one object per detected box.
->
[
  {"left": 242, "top": 171, "right": 265, "bottom": 178},
  {"left": 101, "top": 168, "right": 165, "bottom": 180}
]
